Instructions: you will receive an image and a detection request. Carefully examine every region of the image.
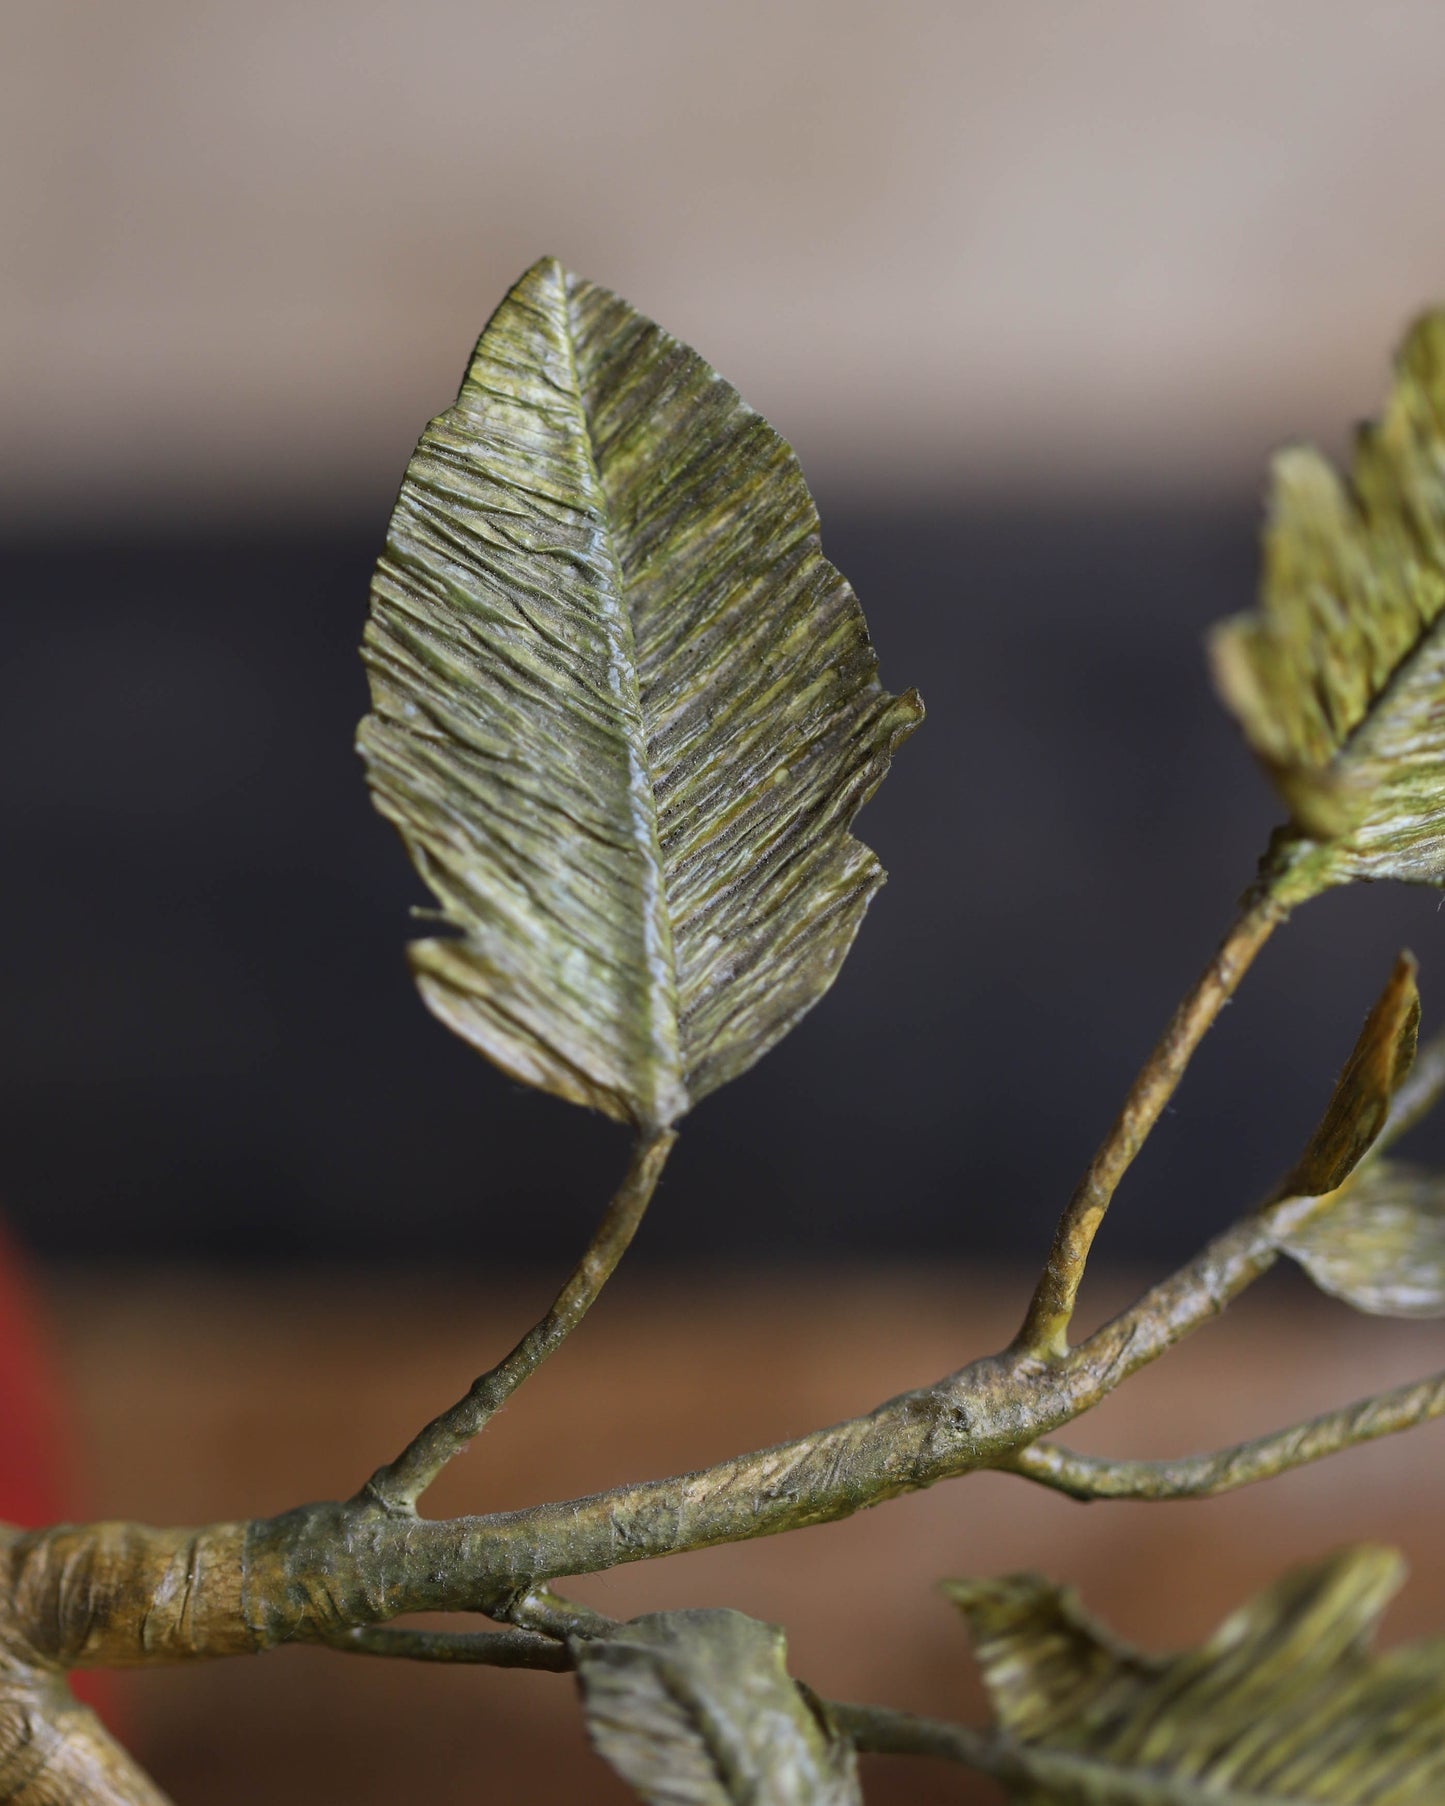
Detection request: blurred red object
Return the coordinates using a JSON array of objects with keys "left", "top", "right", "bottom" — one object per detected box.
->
[
  {"left": 0, "top": 1220, "right": 67, "bottom": 1526},
  {"left": 0, "top": 1221, "right": 117, "bottom": 1723}
]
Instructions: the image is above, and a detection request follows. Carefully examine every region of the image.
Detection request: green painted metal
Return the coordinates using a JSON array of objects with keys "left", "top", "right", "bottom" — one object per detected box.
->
[
  {"left": 576, "top": 1609, "right": 859, "bottom": 1805},
  {"left": 359, "top": 257, "right": 920, "bottom": 1130},
  {"left": 1213, "top": 314, "right": 1445, "bottom": 901},
  {"left": 948, "top": 1548, "right": 1445, "bottom": 1802}
]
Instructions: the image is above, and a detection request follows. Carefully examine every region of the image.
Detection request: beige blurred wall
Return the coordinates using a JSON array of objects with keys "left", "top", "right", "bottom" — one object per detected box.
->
[{"left": 7, "top": 1, "right": 1445, "bottom": 522}]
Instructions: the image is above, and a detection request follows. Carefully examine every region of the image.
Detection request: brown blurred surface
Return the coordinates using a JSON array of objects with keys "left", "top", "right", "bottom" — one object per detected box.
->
[
  {"left": 39, "top": 1264, "right": 1445, "bottom": 1804},
  {"left": 12, "top": 4, "right": 1445, "bottom": 517}
]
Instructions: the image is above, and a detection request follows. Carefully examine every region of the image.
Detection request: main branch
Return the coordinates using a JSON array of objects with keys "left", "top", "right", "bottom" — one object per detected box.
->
[
  {"left": 0, "top": 1199, "right": 1289, "bottom": 1677},
  {"left": 12, "top": 875, "right": 1444, "bottom": 1804}
]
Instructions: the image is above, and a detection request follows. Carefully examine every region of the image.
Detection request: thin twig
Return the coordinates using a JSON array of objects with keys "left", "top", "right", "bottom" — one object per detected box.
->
[
  {"left": 500, "top": 1585, "right": 617, "bottom": 1641},
  {"left": 363, "top": 1128, "right": 675, "bottom": 1511},
  {"left": 829, "top": 1700, "right": 1257, "bottom": 1803},
  {"left": 1002, "top": 1366, "right": 1445, "bottom": 1500},
  {"left": 322, "top": 1622, "right": 572, "bottom": 1670},
  {"left": 828, "top": 1701, "right": 1002, "bottom": 1774},
  {"left": 1017, "top": 892, "right": 1283, "bottom": 1360},
  {"left": 316, "top": 1586, "right": 610, "bottom": 1668},
  {"left": 1038, "top": 964, "right": 1442, "bottom": 1399},
  {"left": 1056, "top": 1156, "right": 1427, "bottom": 1414}
]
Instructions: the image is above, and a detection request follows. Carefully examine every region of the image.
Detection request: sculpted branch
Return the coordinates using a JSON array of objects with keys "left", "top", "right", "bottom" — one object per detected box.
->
[{"left": 8, "top": 267, "right": 1445, "bottom": 1804}]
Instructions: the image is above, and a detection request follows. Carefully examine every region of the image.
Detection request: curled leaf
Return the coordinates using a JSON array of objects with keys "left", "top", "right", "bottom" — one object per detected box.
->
[
  {"left": 946, "top": 1546, "right": 1445, "bottom": 1802},
  {"left": 1279, "top": 951, "right": 1419, "bottom": 1200},
  {"left": 1280, "top": 1160, "right": 1445, "bottom": 1317},
  {"left": 359, "top": 257, "right": 921, "bottom": 1128},
  {"left": 573, "top": 1608, "right": 860, "bottom": 1805},
  {"left": 1211, "top": 313, "right": 1445, "bottom": 899}
]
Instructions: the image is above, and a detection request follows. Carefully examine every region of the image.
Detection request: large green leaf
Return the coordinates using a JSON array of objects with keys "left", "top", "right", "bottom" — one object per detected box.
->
[
  {"left": 573, "top": 1609, "right": 860, "bottom": 1805},
  {"left": 1279, "top": 1160, "right": 1445, "bottom": 1317},
  {"left": 358, "top": 258, "right": 921, "bottom": 1129},
  {"left": 946, "top": 1546, "right": 1445, "bottom": 1803},
  {"left": 1211, "top": 313, "right": 1445, "bottom": 900}
]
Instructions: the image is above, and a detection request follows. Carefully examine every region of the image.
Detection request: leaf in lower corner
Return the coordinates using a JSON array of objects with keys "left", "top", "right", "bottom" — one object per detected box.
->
[
  {"left": 1279, "top": 1160, "right": 1445, "bottom": 1317},
  {"left": 1211, "top": 312, "right": 1445, "bottom": 903},
  {"left": 357, "top": 257, "right": 921, "bottom": 1129},
  {"left": 945, "top": 1545, "right": 1445, "bottom": 1802},
  {"left": 573, "top": 1609, "right": 860, "bottom": 1806}
]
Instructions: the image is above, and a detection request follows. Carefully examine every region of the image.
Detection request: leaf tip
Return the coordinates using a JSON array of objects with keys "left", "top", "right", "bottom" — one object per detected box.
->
[
  {"left": 1394, "top": 306, "right": 1445, "bottom": 393},
  {"left": 1208, "top": 614, "right": 1275, "bottom": 747},
  {"left": 893, "top": 686, "right": 925, "bottom": 735}
]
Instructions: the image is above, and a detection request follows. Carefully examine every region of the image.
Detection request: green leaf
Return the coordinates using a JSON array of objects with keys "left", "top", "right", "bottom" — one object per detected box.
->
[
  {"left": 358, "top": 258, "right": 921, "bottom": 1128},
  {"left": 1279, "top": 1160, "right": 1445, "bottom": 1317},
  {"left": 1270, "top": 954, "right": 1445, "bottom": 1317},
  {"left": 1278, "top": 951, "right": 1419, "bottom": 1200},
  {"left": 573, "top": 1608, "right": 861, "bottom": 1805},
  {"left": 1211, "top": 312, "right": 1445, "bottom": 901},
  {"left": 946, "top": 1546, "right": 1445, "bottom": 1803}
]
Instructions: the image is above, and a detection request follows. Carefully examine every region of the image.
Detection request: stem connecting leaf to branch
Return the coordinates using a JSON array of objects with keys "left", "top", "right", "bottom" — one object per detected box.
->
[
  {"left": 364, "top": 1130, "right": 675, "bottom": 1513},
  {"left": 1017, "top": 892, "right": 1284, "bottom": 1360}
]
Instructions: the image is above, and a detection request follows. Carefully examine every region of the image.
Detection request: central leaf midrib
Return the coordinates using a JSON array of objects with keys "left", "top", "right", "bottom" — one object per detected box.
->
[{"left": 559, "top": 273, "right": 682, "bottom": 1126}]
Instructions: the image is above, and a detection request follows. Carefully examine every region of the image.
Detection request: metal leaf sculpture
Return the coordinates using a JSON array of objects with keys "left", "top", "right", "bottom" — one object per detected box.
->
[
  {"left": 574, "top": 1610, "right": 860, "bottom": 1806},
  {"left": 1278, "top": 951, "right": 1419, "bottom": 1202},
  {"left": 1266, "top": 953, "right": 1445, "bottom": 1318},
  {"left": 358, "top": 257, "right": 921, "bottom": 1129},
  {"left": 947, "top": 1546, "right": 1445, "bottom": 1802},
  {"left": 1280, "top": 1161, "right": 1445, "bottom": 1318},
  {"left": 1212, "top": 313, "right": 1445, "bottom": 901}
]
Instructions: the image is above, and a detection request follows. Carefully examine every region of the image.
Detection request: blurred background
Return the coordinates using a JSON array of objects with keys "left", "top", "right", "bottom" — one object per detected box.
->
[{"left": 8, "top": 3, "right": 1445, "bottom": 1800}]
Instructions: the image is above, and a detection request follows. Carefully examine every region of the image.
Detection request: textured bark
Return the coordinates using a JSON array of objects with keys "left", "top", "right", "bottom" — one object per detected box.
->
[{"left": 0, "top": 1660, "right": 171, "bottom": 1806}]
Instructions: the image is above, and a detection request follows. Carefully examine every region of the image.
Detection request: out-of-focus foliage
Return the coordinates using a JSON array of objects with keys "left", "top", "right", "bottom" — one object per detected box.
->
[
  {"left": 947, "top": 1546, "right": 1445, "bottom": 1802},
  {"left": 1280, "top": 1161, "right": 1445, "bottom": 1317},
  {"left": 1212, "top": 314, "right": 1445, "bottom": 901}
]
